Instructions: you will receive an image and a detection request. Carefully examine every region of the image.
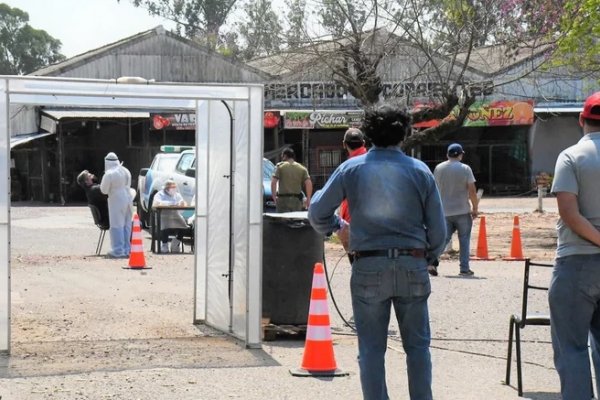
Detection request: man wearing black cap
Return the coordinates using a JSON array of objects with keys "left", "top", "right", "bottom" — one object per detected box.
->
[
  {"left": 549, "top": 91, "right": 600, "bottom": 399},
  {"left": 433, "top": 143, "right": 478, "bottom": 276},
  {"left": 338, "top": 128, "right": 367, "bottom": 254}
]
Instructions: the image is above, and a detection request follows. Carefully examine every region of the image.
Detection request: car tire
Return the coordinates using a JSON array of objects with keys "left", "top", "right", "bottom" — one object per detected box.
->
[{"left": 137, "top": 199, "right": 148, "bottom": 229}]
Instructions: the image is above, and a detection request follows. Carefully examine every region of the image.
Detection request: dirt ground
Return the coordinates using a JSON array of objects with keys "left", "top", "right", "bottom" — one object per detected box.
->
[
  {"left": 448, "top": 211, "right": 559, "bottom": 261},
  {"left": 0, "top": 198, "right": 565, "bottom": 399}
]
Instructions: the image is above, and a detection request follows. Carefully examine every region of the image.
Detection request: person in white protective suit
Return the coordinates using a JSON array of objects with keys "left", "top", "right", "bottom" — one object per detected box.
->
[{"left": 100, "top": 152, "right": 134, "bottom": 258}]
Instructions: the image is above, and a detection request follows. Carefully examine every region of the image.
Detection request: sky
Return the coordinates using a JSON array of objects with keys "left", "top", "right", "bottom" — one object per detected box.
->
[{"left": 5, "top": 0, "right": 176, "bottom": 58}]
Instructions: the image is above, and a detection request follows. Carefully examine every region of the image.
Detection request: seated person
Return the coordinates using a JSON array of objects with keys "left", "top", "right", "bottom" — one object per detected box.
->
[
  {"left": 153, "top": 180, "right": 189, "bottom": 253},
  {"left": 77, "top": 169, "right": 109, "bottom": 227}
]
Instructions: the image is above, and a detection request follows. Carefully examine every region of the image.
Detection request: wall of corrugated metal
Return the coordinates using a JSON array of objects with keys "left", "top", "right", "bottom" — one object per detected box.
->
[{"left": 45, "top": 34, "right": 266, "bottom": 83}]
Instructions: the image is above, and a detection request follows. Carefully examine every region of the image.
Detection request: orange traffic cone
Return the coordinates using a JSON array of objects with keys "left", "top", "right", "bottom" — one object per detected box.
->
[
  {"left": 471, "top": 216, "right": 494, "bottom": 260},
  {"left": 503, "top": 216, "right": 525, "bottom": 261},
  {"left": 290, "top": 263, "right": 348, "bottom": 377},
  {"left": 123, "top": 213, "right": 151, "bottom": 270}
]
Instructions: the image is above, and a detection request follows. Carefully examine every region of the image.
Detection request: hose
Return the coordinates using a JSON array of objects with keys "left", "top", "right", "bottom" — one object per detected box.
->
[{"left": 322, "top": 248, "right": 356, "bottom": 332}]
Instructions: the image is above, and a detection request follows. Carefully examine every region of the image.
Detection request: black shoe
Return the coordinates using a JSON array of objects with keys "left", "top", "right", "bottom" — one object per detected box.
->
[
  {"left": 459, "top": 270, "right": 475, "bottom": 276},
  {"left": 428, "top": 265, "right": 438, "bottom": 276}
]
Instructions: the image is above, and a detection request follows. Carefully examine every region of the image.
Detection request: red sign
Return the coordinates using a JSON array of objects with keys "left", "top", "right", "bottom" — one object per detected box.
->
[{"left": 264, "top": 111, "right": 280, "bottom": 128}]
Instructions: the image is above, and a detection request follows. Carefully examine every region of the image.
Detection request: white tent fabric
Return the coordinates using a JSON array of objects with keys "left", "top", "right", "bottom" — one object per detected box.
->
[{"left": 0, "top": 76, "right": 264, "bottom": 353}]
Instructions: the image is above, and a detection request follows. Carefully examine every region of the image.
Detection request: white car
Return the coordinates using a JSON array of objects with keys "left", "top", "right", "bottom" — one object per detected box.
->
[{"left": 136, "top": 145, "right": 193, "bottom": 228}]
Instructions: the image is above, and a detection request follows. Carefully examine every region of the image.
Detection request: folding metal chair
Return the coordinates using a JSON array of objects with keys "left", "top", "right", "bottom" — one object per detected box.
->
[
  {"left": 505, "top": 259, "right": 552, "bottom": 396},
  {"left": 505, "top": 259, "right": 595, "bottom": 397},
  {"left": 88, "top": 204, "right": 109, "bottom": 255}
]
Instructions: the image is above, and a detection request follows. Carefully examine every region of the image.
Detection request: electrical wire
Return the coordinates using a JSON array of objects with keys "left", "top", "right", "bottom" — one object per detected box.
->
[{"left": 322, "top": 248, "right": 356, "bottom": 331}]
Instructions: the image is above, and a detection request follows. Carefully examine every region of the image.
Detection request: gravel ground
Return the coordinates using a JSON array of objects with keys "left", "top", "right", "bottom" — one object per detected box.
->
[{"left": 0, "top": 198, "right": 567, "bottom": 399}]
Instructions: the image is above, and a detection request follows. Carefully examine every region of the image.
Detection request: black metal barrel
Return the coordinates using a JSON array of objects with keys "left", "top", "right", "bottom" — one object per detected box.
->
[{"left": 262, "top": 212, "right": 324, "bottom": 325}]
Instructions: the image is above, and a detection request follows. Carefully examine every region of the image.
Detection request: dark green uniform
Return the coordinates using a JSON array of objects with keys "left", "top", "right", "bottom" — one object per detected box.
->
[{"left": 273, "top": 161, "right": 309, "bottom": 212}]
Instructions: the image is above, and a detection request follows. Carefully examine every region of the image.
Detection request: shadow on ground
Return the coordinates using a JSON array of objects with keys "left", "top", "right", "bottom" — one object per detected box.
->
[{"left": 0, "top": 335, "right": 279, "bottom": 378}]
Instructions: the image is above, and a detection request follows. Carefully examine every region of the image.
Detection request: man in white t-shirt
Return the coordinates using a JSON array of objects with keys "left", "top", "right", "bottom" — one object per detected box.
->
[
  {"left": 549, "top": 91, "right": 600, "bottom": 399},
  {"left": 433, "top": 143, "right": 478, "bottom": 276}
]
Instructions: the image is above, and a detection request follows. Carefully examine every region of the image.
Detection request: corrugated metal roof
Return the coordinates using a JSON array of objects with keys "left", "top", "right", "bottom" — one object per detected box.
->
[
  {"left": 10, "top": 132, "right": 55, "bottom": 149},
  {"left": 42, "top": 110, "right": 150, "bottom": 120},
  {"left": 534, "top": 102, "right": 583, "bottom": 113},
  {"left": 534, "top": 107, "right": 582, "bottom": 113}
]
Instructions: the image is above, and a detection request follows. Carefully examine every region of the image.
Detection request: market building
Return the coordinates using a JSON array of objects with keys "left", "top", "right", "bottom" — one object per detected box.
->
[
  {"left": 250, "top": 35, "right": 598, "bottom": 194},
  {"left": 9, "top": 26, "right": 268, "bottom": 203},
  {"left": 8, "top": 27, "right": 598, "bottom": 202}
]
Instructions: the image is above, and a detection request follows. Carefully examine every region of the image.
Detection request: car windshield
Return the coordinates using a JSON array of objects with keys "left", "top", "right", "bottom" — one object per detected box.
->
[
  {"left": 263, "top": 159, "right": 275, "bottom": 180},
  {"left": 156, "top": 155, "right": 180, "bottom": 172}
]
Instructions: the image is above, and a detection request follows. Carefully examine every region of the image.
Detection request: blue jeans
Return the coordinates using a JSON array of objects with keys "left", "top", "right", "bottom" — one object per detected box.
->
[
  {"left": 549, "top": 254, "right": 600, "bottom": 400},
  {"left": 444, "top": 214, "right": 472, "bottom": 272},
  {"left": 351, "top": 256, "right": 432, "bottom": 400}
]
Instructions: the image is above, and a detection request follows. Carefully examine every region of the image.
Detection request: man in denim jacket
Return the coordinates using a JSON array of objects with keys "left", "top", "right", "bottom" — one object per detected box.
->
[{"left": 308, "top": 105, "right": 446, "bottom": 400}]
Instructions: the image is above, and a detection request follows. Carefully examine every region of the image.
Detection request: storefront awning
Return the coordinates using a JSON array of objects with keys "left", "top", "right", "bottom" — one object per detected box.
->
[
  {"left": 42, "top": 110, "right": 150, "bottom": 120},
  {"left": 10, "top": 132, "right": 56, "bottom": 149},
  {"left": 534, "top": 102, "right": 583, "bottom": 114},
  {"left": 534, "top": 106, "right": 583, "bottom": 113}
]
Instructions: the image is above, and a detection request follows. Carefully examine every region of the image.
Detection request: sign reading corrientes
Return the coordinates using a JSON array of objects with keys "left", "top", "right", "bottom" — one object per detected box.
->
[
  {"left": 150, "top": 113, "right": 196, "bottom": 130},
  {"left": 284, "top": 111, "right": 363, "bottom": 129}
]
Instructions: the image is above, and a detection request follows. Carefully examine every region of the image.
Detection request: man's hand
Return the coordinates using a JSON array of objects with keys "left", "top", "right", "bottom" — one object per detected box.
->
[
  {"left": 471, "top": 208, "right": 478, "bottom": 218},
  {"left": 336, "top": 219, "right": 350, "bottom": 251}
]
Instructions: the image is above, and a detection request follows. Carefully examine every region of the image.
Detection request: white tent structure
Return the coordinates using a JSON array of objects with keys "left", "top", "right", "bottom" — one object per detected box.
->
[{"left": 0, "top": 76, "right": 264, "bottom": 353}]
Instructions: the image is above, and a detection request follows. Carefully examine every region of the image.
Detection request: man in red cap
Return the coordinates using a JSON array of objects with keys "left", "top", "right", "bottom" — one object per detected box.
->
[
  {"left": 338, "top": 128, "right": 367, "bottom": 258},
  {"left": 549, "top": 91, "right": 600, "bottom": 399}
]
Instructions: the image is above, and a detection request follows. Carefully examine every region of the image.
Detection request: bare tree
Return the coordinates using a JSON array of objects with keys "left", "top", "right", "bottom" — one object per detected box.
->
[{"left": 263, "top": 0, "right": 589, "bottom": 150}]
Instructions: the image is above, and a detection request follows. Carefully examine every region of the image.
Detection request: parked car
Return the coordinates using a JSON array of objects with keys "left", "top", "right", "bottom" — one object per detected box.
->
[
  {"left": 175, "top": 157, "right": 277, "bottom": 212},
  {"left": 136, "top": 145, "right": 193, "bottom": 228},
  {"left": 138, "top": 147, "right": 276, "bottom": 228}
]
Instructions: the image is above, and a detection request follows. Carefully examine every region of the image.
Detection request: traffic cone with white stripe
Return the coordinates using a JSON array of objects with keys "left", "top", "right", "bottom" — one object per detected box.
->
[
  {"left": 123, "top": 213, "right": 151, "bottom": 270},
  {"left": 503, "top": 215, "right": 525, "bottom": 261},
  {"left": 290, "top": 262, "right": 347, "bottom": 377}
]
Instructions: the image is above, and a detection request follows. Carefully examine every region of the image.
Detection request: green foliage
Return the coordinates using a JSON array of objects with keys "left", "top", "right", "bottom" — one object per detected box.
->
[
  {"left": 127, "top": 0, "right": 238, "bottom": 49},
  {"left": 0, "top": 3, "right": 65, "bottom": 75},
  {"left": 317, "top": 0, "right": 369, "bottom": 38},
  {"left": 238, "top": 0, "right": 283, "bottom": 60},
  {"left": 285, "top": 0, "right": 306, "bottom": 48},
  {"left": 556, "top": 0, "right": 600, "bottom": 71}
]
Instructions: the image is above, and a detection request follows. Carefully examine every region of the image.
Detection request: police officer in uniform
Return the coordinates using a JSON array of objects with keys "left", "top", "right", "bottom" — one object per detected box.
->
[{"left": 270, "top": 148, "right": 313, "bottom": 212}]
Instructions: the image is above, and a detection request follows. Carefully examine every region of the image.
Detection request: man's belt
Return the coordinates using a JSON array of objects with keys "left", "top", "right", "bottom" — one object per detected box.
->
[
  {"left": 278, "top": 193, "right": 303, "bottom": 199},
  {"left": 353, "top": 248, "right": 426, "bottom": 259}
]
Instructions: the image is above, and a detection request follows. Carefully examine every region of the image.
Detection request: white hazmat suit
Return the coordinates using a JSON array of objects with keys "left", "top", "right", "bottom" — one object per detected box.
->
[{"left": 100, "top": 152, "right": 133, "bottom": 258}]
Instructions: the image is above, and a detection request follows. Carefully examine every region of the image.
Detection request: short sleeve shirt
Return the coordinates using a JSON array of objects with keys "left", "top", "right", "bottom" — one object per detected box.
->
[
  {"left": 273, "top": 161, "right": 309, "bottom": 195},
  {"left": 433, "top": 159, "right": 476, "bottom": 216},
  {"left": 552, "top": 132, "right": 600, "bottom": 257}
]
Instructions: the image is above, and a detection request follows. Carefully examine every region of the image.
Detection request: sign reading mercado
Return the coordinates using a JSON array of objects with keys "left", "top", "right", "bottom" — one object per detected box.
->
[
  {"left": 284, "top": 111, "right": 363, "bottom": 129},
  {"left": 265, "top": 80, "right": 493, "bottom": 101}
]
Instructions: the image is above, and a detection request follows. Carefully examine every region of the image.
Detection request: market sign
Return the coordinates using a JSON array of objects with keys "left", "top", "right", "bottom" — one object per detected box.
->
[
  {"left": 419, "top": 100, "right": 536, "bottom": 129},
  {"left": 150, "top": 113, "right": 196, "bottom": 130},
  {"left": 284, "top": 111, "right": 363, "bottom": 129},
  {"left": 264, "top": 111, "right": 281, "bottom": 128},
  {"left": 265, "top": 80, "right": 494, "bottom": 101},
  {"left": 461, "top": 100, "right": 534, "bottom": 127}
]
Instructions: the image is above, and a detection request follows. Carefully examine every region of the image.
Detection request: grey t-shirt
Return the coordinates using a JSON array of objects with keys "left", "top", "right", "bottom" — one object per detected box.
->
[
  {"left": 434, "top": 159, "right": 476, "bottom": 216},
  {"left": 552, "top": 132, "right": 600, "bottom": 257}
]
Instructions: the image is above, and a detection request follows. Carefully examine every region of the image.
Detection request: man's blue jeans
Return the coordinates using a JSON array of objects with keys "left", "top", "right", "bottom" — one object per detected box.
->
[
  {"left": 549, "top": 254, "right": 600, "bottom": 400},
  {"left": 351, "top": 256, "right": 432, "bottom": 400},
  {"left": 444, "top": 214, "right": 472, "bottom": 272}
]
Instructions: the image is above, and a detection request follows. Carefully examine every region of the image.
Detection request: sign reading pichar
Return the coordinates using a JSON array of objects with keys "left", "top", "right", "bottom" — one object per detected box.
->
[
  {"left": 284, "top": 111, "right": 363, "bottom": 129},
  {"left": 150, "top": 113, "right": 196, "bottom": 130}
]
